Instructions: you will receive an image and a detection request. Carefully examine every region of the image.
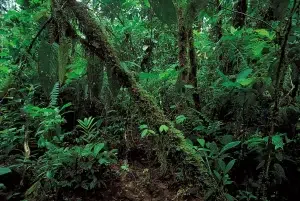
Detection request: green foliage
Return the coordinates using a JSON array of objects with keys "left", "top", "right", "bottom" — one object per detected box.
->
[
  {"left": 77, "top": 117, "right": 102, "bottom": 143},
  {"left": 26, "top": 141, "right": 117, "bottom": 199},
  {"left": 65, "top": 57, "right": 87, "bottom": 84},
  {"left": 139, "top": 124, "right": 156, "bottom": 138},
  {"left": 1, "top": 0, "right": 300, "bottom": 200},
  {"left": 159, "top": 125, "right": 169, "bottom": 133},
  {"left": 175, "top": 115, "right": 187, "bottom": 124},
  {"left": 23, "top": 102, "right": 71, "bottom": 147},
  {"left": 49, "top": 82, "right": 59, "bottom": 107},
  {"left": 194, "top": 137, "right": 240, "bottom": 199}
]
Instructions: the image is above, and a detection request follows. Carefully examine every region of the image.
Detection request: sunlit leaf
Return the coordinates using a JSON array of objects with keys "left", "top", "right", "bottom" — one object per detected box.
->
[
  {"left": 175, "top": 115, "right": 187, "bottom": 124},
  {"left": 272, "top": 135, "right": 284, "bottom": 150},
  {"left": 237, "top": 78, "right": 254, "bottom": 86},
  {"left": 237, "top": 68, "right": 253, "bottom": 81},
  {"left": 184, "top": 84, "right": 194, "bottom": 89},
  {"left": 197, "top": 139, "right": 205, "bottom": 147},
  {"left": 144, "top": 0, "right": 150, "bottom": 7},
  {"left": 139, "top": 72, "right": 160, "bottom": 80},
  {"left": 255, "top": 29, "right": 269, "bottom": 38},
  {"left": 159, "top": 125, "right": 169, "bottom": 133},
  {"left": 139, "top": 124, "right": 148, "bottom": 130},
  {"left": 94, "top": 143, "right": 105, "bottom": 156},
  {"left": 230, "top": 26, "right": 237, "bottom": 35},
  {"left": 141, "top": 129, "right": 149, "bottom": 138}
]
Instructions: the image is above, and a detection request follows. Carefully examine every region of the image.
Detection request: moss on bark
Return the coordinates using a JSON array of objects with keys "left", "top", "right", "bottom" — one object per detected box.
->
[{"left": 62, "top": 0, "right": 213, "bottom": 187}]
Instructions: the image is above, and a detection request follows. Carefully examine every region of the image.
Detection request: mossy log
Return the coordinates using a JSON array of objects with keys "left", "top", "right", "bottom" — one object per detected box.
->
[{"left": 63, "top": 0, "right": 213, "bottom": 187}]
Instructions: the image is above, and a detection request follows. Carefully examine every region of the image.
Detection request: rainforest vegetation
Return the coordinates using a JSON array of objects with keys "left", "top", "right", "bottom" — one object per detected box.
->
[{"left": 1, "top": 0, "right": 300, "bottom": 200}]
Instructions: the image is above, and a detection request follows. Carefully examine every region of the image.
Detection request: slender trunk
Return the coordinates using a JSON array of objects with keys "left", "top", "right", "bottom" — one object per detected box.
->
[
  {"left": 211, "top": 0, "right": 222, "bottom": 42},
  {"left": 187, "top": 29, "right": 201, "bottom": 110},
  {"left": 173, "top": 1, "right": 203, "bottom": 109},
  {"left": 287, "top": 44, "right": 300, "bottom": 99},
  {"left": 176, "top": 6, "right": 189, "bottom": 91},
  {"left": 291, "top": 63, "right": 300, "bottom": 98}
]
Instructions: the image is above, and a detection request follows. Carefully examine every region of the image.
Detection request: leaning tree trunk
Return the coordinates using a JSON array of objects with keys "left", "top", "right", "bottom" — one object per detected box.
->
[{"left": 59, "top": 0, "right": 213, "bottom": 187}]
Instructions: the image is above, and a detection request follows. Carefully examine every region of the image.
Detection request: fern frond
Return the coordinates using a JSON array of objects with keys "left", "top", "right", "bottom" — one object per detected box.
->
[{"left": 49, "top": 82, "right": 60, "bottom": 107}]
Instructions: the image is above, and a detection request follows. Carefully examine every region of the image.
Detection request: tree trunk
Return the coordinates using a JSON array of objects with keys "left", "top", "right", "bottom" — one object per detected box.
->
[
  {"left": 174, "top": 1, "right": 203, "bottom": 109},
  {"left": 187, "top": 29, "right": 201, "bottom": 111},
  {"left": 214, "top": 0, "right": 222, "bottom": 42},
  {"left": 176, "top": 6, "right": 189, "bottom": 91},
  {"left": 233, "top": 0, "right": 247, "bottom": 28},
  {"left": 87, "top": 53, "right": 104, "bottom": 100}
]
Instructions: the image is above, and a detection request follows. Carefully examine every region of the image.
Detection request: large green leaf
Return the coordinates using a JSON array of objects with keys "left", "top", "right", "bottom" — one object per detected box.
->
[
  {"left": 94, "top": 143, "right": 105, "bottom": 156},
  {"left": 175, "top": 115, "right": 187, "bottom": 124},
  {"left": 197, "top": 139, "right": 205, "bottom": 147},
  {"left": 224, "top": 159, "right": 236, "bottom": 174},
  {"left": 220, "top": 141, "right": 241, "bottom": 155},
  {"left": 237, "top": 68, "right": 253, "bottom": 81},
  {"left": 237, "top": 78, "right": 254, "bottom": 86},
  {"left": 272, "top": 135, "right": 284, "bottom": 150},
  {"left": 159, "top": 125, "right": 169, "bottom": 133}
]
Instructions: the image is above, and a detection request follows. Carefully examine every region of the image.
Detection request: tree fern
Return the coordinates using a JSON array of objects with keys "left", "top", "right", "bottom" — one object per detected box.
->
[{"left": 49, "top": 82, "right": 60, "bottom": 107}]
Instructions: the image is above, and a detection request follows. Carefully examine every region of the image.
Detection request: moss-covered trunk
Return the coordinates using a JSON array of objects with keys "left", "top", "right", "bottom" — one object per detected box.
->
[
  {"left": 187, "top": 29, "right": 201, "bottom": 111},
  {"left": 174, "top": 0, "right": 202, "bottom": 109},
  {"left": 62, "top": 0, "right": 212, "bottom": 185},
  {"left": 176, "top": 6, "right": 189, "bottom": 90}
]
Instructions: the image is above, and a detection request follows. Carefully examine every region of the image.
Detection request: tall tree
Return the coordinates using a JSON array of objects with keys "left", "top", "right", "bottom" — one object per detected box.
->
[{"left": 173, "top": 0, "right": 207, "bottom": 109}]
